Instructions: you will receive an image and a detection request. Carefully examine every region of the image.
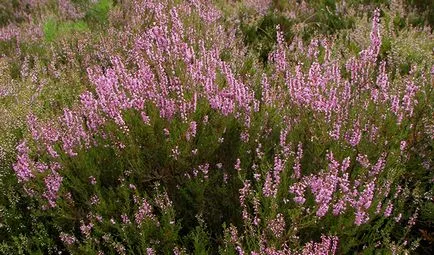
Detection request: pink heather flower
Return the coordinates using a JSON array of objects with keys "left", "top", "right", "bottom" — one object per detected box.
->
[
  {"left": 375, "top": 61, "right": 390, "bottom": 102},
  {"left": 329, "top": 121, "right": 342, "bottom": 140},
  {"left": 289, "top": 182, "right": 306, "bottom": 204},
  {"left": 13, "top": 141, "right": 34, "bottom": 183},
  {"left": 310, "top": 173, "right": 339, "bottom": 216},
  {"left": 245, "top": 0, "right": 272, "bottom": 14},
  {"left": 279, "top": 127, "right": 290, "bottom": 152},
  {"left": 240, "top": 130, "right": 249, "bottom": 142},
  {"left": 239, "top": 180, "right": 252, "bottom": 223},
  {"left": 400, "top": 140, "right": 407, "bottom": 153},
  {"left": 80, "top": 221, "right": 93, "bottom": 239},
  {"left": 402, "top": 78, "right": 419, "bottom": 118},
  {"left": 390, "top": 95, "right": 401, "bottom": 122},
  {"left": 89, "top": 176, "right": 97, "bottom": 185},
  {"left": 394, "top": 213, "right": 402, "bottom": 222},
  {"left": 58, "top": 0, "right": 84, "bottom": 20},
  {"left": 394, "top": 185, "right": 402, "bottom": 199},
  {"left": 252, "top": 196, "right": 261, "bottom": 226},
  {"left": 253, "top": 173, "right": 261, "bottom": 181},
  {"left": 223, "top": 172, "right": 229, "bottom": 183},
  {"left": 293, "top": 142, "right": 303, "bottom": 178},
  {"left": 358, "top": 8, "right": 381, "bottom": 63},
  {"left": 141, "top": 112, "right": 151, "bottom": 125},
  {"left": 163, "top": 128, "right": 170, "bottom": 136},
  {"left": 347, "top": 121, "right": 361, "bottom": 147},
  {"left": 198, "top": 163, "right": 209, "bottom": 179},
  {"left": 357, "top": 180, "right": 376, "bottom": 210},
  {"left": 234, "top": 158, "right": 241, "bottom": 171},
  {"left": 301, "top": 235, "right": 339, "bottom": 255},
  {"left": 332, "top": 199, "right": 346, "bottom": 216},
  {"left": 114, "top": 243, "right": 126, "bottom": 255},
  {"left": 60, "top": 232, "right": 77, "bottom": 245},
  {"left": 155, "top": 191, "right": 173, "bottom": 210},
  {"left": 369, "top": 124, "right": 379, "bottom": 142},
  {"left": 35, "top": 162, "right": 49, "bottom": 173},
  {"left": 64, "top": 192, "right": 74, "bottom": 204},
  {"left": 146, "top": 248, "right": 155, "bottom": 255},
  {"left": 193, "top": 168, "right": 199, "bottom": 177},
  {"left": 190, "top": 0, "right": 221, "bottom": 23},
  {"left": 354, "top": 210, "right": 369, "bottom": 226},
  {"left": 384, "top": 202, "right": 393, "bottom": 217},
  {"left": 263, "top": 173, "right": 274, "bottom": 197},
  {"left": 23, "top": 187, "right": 36, "bottom": 197},
  {"left": 186, "top": 121, "right": 197, "bottom": 141},
  {"left": 261, "top": 74, "right": 272, "bottom": 105},
  {"left": 90, "top": 194, "right": 100, "bottom": 205},
  {"left": 95, "top": 214, "right": 103, "bottom": 222},
  {"left": 371, "top": 153, "right": 386, "bottom": 176},
  {"left": 376, "top": 201, "right": 383, "bottom": 214},
  {"left": 256, "top": 143, "right": 264, "bottom": 159},
  {"left": 356, "top": 154, "right": 371, "bottom": 169},
  {"left": 294, "top": 196, "right": 306, "bottom": 205},
  {"left": 171, "top": 146, "right": 180, "bottom": 160},
  {"left": 43, "top": 171, "right": 63, "bottom": 208},
  {"left": 61, "top": 108, "right": 91, "bottom": 156},
  {"left": 341, "top": 157, "right": 351, "bottom": 172},
  {"left": 173, "top": 247, "right": 186, "bottom": 255},
  {"left": 135, "top": 198, "right": 155, "bottom": 226},
  {"left": 227, "top": 225, "right": 240, "bottom": 244},
  {"left": 236, "top": 246, "right": 244, "bottom": 255},
  {"left": 408, "top": 210, "right": 418, "bottom": 227},
  {"left": 239, "top": 180, "right": 251, "bottom": 206},
  {"left": 0, "top": 24, "right": 19, "bottom": 41},
  {"left": 273, "top": 156, "right": 285, "bottom": 188},
  {"left": 268, "top": 213, "right": 286, "bottom": 238}
]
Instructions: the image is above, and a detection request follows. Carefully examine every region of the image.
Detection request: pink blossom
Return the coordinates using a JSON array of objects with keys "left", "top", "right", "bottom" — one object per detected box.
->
[
  {"left": 135, "top": 198, "right": 155, "bottom": 226},
  {"left": 60, "top": 232, "right": 77, "bottom": 245},
  {"left": 43, "top": 170, "right": 63, "bottom": 208}
]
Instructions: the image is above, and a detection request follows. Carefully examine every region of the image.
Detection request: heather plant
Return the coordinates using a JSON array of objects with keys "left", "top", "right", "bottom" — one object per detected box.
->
[{"left": 1, "top": 0, "right": 433, "bottom": 254}]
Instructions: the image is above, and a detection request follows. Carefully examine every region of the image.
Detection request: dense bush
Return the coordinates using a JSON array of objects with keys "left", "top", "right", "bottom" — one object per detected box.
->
[{"left": 1, "top": 0, "right": 433, "bottom": 254}]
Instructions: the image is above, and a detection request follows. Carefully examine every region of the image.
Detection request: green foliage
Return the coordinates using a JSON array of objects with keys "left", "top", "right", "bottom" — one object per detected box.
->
[
  {"left": 240, "top": 12, "right": 293, "bottom": 63},
  {"left": 405, "top": 0, "right": 434, "bottom": 28},
  {"left": 43, "top": 18, "right": 89, "bottom": 42},
  {"left": 303, "top": 0, "right": 355, "bottom": 40},
  {"left": 43, "top": 19, "right": 57, "bottom": 42},
  {"left": 187, "top": 218, "right": 211, "bottom": 254},
  {"left": 85, "top": 0, "right": 113, "bottom": 25}
]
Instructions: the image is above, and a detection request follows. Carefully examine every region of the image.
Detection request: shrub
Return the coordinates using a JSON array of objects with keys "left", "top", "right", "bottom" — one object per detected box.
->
[{"left": 1, "top": 0, "right": 433, "bottom": 254}]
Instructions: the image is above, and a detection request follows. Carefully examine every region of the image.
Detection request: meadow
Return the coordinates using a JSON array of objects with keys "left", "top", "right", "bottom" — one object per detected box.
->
[{"left": 0, "top": 0, "right": 433, "bottom": 254}]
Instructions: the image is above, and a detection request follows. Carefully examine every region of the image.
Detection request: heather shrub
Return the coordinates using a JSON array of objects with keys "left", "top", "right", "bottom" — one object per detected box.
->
[{"left": 1, "top": 0, "right": 433, "bottom": 254}]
